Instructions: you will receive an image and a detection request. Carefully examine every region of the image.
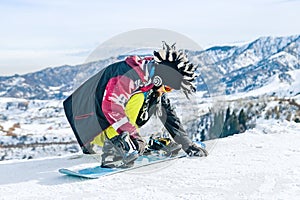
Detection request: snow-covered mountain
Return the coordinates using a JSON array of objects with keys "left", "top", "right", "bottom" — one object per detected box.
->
[
  {"left": 0, "top": 35, "right": 299, "bottom": 100},
  {"left": 195, "top": 35, "right": 300, "bottom": 95},
  {"left": 0, "top": 58, "right": 117, "bottom": 100}
]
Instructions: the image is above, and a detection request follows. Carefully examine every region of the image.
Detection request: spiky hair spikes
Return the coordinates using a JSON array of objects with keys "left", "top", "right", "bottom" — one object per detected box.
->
[{"left": 153, "top": 41, "right": 198, "bottom": 99}]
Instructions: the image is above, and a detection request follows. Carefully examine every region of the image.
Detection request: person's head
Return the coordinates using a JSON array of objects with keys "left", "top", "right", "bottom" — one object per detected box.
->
[{"left": 152, "top": 42, "right": 198, "bottom": 99}]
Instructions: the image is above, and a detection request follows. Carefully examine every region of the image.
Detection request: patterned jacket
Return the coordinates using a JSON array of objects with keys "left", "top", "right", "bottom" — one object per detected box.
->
[{"left": 64, "top": 56, "right": 192, "bottom": 150}]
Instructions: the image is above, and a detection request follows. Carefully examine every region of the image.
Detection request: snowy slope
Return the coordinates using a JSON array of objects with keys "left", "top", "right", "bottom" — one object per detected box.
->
[
  {"left": 0, "top": 120, "right": 299, "bottom": 200},
  {"left": 236, "top": 68, "right": 300, "bottom": 98}
]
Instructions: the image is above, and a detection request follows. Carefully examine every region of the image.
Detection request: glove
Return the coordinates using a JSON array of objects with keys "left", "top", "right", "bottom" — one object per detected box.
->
[
  {"left": 185, "top": 143, "right": 208, "bottom": 157},
  {"left": 131, "top": 134, "right": 146, "bottom": 155}
]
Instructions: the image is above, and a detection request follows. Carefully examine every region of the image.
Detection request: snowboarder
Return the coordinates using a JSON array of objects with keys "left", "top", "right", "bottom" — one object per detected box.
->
[{"left": 63, "top": 42, "right": 208, "bottom": 168}]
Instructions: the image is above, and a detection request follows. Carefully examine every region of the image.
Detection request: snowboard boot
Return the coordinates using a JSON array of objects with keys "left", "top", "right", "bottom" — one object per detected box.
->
[
  {"left": 147, "top": 137, "right": 182, "bottom": 156},
  {"left": 101, "top": 132, "right": 139, "bottom": 168}
]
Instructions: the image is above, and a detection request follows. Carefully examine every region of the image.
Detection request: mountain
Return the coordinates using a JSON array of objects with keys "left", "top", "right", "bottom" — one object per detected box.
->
[
  {"left": 0, "top": 35, "right": 299, "bottom": 100},
  {"left": 195, "top": 35, "right": 300, "bottom": 95},
  {"left": 0, "top": 58, "right": 117, "bottom": 100}
]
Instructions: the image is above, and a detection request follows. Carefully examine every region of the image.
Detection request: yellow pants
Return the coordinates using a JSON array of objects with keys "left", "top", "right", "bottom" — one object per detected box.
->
[{"left": 91, "top": 93, "right": 145, "bottom": 147}]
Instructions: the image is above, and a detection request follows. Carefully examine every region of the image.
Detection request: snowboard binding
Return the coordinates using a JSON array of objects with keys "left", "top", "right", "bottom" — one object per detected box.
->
[
  {"left": 101, "top": 132, "right": 139, "bottom": 168},
  {"left": 144, "top": 136, "right": 182, "bottom": 156}
]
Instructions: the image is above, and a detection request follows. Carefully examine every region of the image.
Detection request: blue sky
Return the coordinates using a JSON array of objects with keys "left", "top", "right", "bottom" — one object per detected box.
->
[{"left": 0, "top": 0, "right": 300, "bottom": 75}]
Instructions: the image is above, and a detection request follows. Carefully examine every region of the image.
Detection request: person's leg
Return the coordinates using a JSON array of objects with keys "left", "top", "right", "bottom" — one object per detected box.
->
[
  {"left": 124, "top": 93, "right": 146, "bottom": 154},
  {"left": 91, "top": 92, "right": 145, "bottom": 147},
  {"left": 101, "top": 93, "right": 146, "bottom": 167}
]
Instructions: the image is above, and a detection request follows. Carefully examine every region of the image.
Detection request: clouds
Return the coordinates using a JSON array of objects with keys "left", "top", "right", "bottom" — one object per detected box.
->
[{"left": 0, "top": 0, "right": 299, "bottom": 75}]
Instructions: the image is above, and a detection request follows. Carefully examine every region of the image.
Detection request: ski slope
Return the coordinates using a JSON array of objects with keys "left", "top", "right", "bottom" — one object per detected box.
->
[{"left": 0, "top": 120, "right": 299, "bottom": 200}]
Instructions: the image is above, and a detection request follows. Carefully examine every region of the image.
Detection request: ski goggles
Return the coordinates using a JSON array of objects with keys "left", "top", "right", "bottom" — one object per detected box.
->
[{"left": 162, "top": 85, "right": 173, "bottom": 93}]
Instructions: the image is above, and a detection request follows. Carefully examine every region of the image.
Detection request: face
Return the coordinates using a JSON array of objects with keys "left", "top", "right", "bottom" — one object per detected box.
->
[{"left": 156, "top": 85, "right": 173, "bottom": 97}]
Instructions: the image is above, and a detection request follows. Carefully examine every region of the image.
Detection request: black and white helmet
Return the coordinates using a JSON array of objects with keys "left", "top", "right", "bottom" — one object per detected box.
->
[{"left": 153, "top": 42, "right": 198, "bottom": 98}]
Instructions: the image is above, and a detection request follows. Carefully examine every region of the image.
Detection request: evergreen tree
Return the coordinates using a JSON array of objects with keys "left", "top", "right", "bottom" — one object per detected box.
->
[
  {"left": 238, "top": 109, "right": 247, "bottom": 132},
  {"left": 221, "top": 118, "right": 229, "bottom": 138},
  {"left": 225, "top": 107, "right": 231, "bottom": 122},
  {"left": 233, "top": 113, "right": 240, "bottom": 134},
  {"left": 228, "top": 112, "right": 240, "bottom": 136},
  {"left": 208, "top": 111, "right": 224, "bottom": 139},
  {"left": 200, "top": 129, "right": 205, "bottom": 141},
  {"left": 221, "top": 107, "right": 231, "bottom": 138}
]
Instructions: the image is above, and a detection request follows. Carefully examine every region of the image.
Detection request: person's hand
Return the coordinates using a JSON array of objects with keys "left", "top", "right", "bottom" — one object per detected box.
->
[
  {"left": 130, "top": 133, "right": 146, "bottom": 155},
  {"left": 185, "top": 143, "right": 208, "bottom": 157}
]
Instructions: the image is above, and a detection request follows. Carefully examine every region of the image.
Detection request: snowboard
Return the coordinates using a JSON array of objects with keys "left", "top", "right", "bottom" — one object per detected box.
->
[
  {"left": 58, "top": 141, "right": 206, "bottom": 179},
  {"left": 59, "top": 152, "right": 187, "bottom": 179}
]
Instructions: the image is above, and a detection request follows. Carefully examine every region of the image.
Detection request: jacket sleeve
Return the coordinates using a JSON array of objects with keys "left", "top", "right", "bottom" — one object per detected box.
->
[
  {"left": 158, "top": 94, "right": 193, "bottom": 151},
  {"left": 101, "top": 76, "right": 138, "bottom": 137}
]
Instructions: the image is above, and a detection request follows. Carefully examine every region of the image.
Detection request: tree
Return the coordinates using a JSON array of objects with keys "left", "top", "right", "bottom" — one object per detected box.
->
[
  {"left": 225, "top": 107, "right": 231, "bottom": 122},
  {"left": 208, "top": 111, "right": 224, "bottom": 139},
  {"left": 238, "top": 109, "right": 247, "bottom": 132},
  {"left": 221, "top": 107, "right": 231, "bottom": 138},
  {"left": 200, "top": 129, "right": 205, "bottom": 141},
  {"left": 228, "top": 112, "right": 240, "bottom": 136}
]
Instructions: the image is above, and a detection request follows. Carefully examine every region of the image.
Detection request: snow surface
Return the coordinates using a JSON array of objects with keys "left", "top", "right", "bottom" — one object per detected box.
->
[{"left": 0, "top": 119, "right": 299, "bottom": 200}]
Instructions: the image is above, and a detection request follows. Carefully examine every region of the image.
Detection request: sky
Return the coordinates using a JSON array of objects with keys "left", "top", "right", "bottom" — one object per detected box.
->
[{"left": 0, "top": 0, "right": 300, "bottom": 76}]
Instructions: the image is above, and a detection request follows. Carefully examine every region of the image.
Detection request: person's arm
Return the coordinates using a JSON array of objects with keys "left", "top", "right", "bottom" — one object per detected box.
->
[
  {"left": 159, "top": 94, "right": 208, "bottom": 156},
  {"left": 158, "top": 94, "right": 192, "bottom": 151}
]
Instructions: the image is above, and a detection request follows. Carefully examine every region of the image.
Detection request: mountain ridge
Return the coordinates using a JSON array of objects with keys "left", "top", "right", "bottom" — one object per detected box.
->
[{"left": 0, "top": 34, "right": 299, "bottom": 99}]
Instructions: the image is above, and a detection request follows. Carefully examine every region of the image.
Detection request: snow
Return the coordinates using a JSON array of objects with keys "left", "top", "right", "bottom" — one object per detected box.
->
[
  {"left": 233, "top": 48, "right": 261, "bottom": 69},
  {"left": 0, "top": 120, "right": 299, "bottom": 200},
  {"left": 0, "top": 97, "right": 79, "bottom": 160},
  {"left": 233, "top": 69, "right": 300, "bottom": 98}
]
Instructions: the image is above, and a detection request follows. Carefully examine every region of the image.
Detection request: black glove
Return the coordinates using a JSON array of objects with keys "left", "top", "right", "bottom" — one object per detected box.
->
[{"left": 185, "top": 143, "right": 208, "bottom": 157}]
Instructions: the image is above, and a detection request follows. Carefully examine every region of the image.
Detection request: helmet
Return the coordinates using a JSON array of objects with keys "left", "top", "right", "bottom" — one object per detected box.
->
[{"left": 153, "top": 42, "right": 198, "bottom": 98}]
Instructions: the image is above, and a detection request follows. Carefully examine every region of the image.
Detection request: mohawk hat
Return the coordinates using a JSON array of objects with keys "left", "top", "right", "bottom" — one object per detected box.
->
[{"left": 153, "top": 41, "right": 198, "bottom": 98}]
